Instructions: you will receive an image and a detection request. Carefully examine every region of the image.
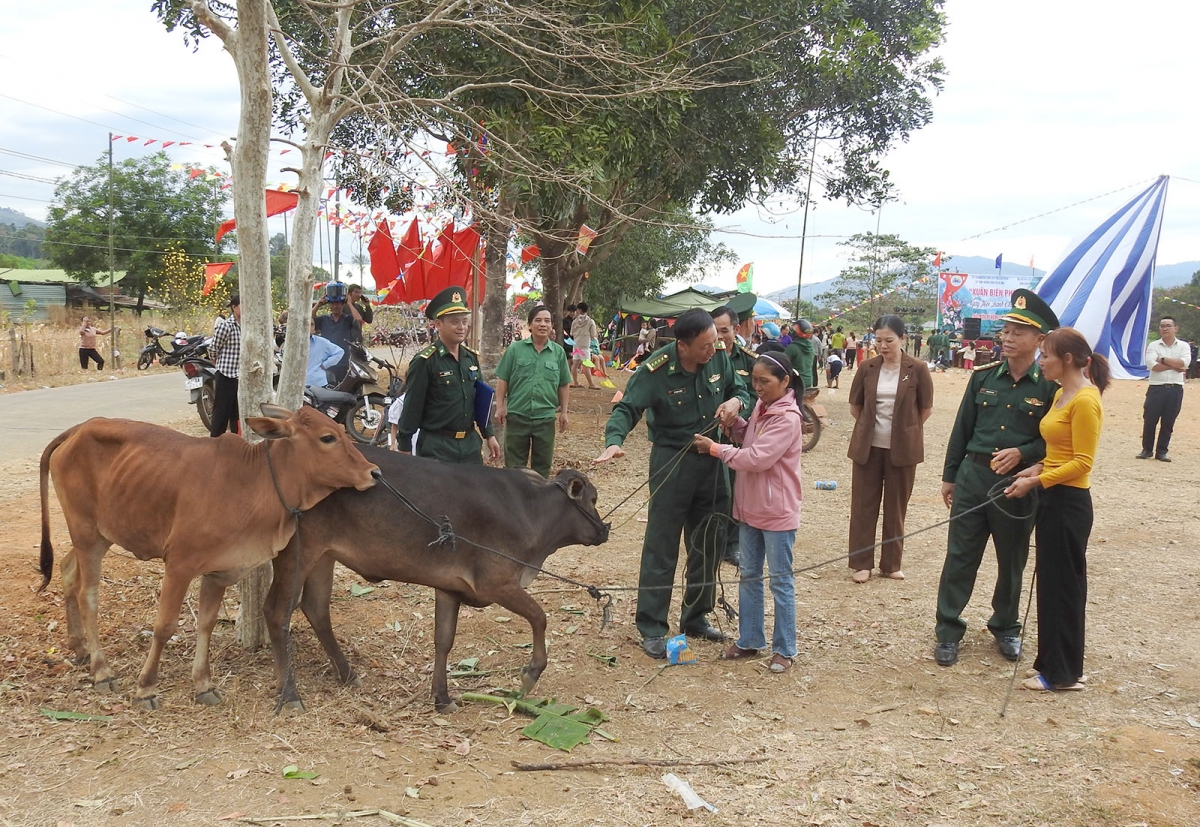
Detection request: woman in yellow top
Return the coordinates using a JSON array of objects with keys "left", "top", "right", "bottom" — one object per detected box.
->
[{"left": 1004, "top": 328, "right": 1109, "bottom": 691}]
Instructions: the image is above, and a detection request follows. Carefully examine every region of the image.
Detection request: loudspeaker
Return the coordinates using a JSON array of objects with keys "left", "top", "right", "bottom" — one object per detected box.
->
[{"left": 962, "top": 317, "right": 982, "bottom": 339}]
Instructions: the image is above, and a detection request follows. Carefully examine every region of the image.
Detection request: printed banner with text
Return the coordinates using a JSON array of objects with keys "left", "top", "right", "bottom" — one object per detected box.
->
[{"left": 938, "top": 271, "right": 1042, "bottom": 337}]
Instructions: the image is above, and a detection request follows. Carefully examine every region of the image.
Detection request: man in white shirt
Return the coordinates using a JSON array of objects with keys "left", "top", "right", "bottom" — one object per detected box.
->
[
  {"left": 569, "top": 301, "right": 599, "bottom": 390},
  {"left": 1138, "top": 316, "right": 1191, "bottom": 462}
]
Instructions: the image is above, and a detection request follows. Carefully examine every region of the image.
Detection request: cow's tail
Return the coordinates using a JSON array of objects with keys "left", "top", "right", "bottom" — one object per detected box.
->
[{"left": 38, "top": 427, "right": 75, "bottom": 592}]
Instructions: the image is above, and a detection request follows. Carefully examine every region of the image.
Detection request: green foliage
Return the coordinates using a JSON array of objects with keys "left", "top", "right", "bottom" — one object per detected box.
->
[
  {"left": 583, "top": 208, "right": 736, "bottom": 322},
  {"left": 0, "top": 222, "right": 45, "bottom": 260},
  {"left": 817, "top": 232, "right": 937, "bottom": 330},
  {"left": 43, "top": 152, "right": 226, "bottom": 303},
  {"left": 1152, "top": 270, "right": 1200, "bottom": 341},
  {"left": 0, "top": 252, "right": 49, "bottom": 269}
]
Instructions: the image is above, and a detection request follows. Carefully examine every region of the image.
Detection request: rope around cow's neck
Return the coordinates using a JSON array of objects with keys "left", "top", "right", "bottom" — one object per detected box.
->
[{"left": 372, "top": 453, "right": 1034, "bottom": 630}]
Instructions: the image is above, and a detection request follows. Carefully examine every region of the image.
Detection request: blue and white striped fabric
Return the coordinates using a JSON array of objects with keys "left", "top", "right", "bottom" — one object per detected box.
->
[{"left": 1035, "top": 176, "right": 1169, "bottom": 380}]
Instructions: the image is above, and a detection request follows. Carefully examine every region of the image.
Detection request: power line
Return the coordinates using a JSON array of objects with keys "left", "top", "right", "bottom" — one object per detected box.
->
[
  {"left": 958, "top": 177, "right": 1158, "bottom": 242},
  {"left": 105, "top": 93, "right": 228, "bottom": 138},
  {"left": 0, "top": 192, "right": 52, "bottom": 203},
  {"left": 0, "top": 147, "right": 81, "bottom": 169},
  {"left": 0, "top": 169, "right": 57, "bottom": 184},
  {"left": 0, "top": 232, "right": 215, "bottom": 257}
]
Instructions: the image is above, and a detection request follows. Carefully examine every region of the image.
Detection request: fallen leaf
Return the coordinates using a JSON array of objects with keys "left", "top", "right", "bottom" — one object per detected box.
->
[
  {"left": 227, "top": 768, "right": 250, "bottom": 780},
  {"left": 941, "top": 754, "right": 969, "bottom": 765},
  {"left": 432, "top": 717, "right": 451, "bottom": 727},
  {"left": 454, "top": 739, "right": 471, "bottom": 756},
  {"left": 405, "top": 787, "right": 420, "bottom": 799},
  {"left": 217, "top": 813, "right": 246, "bottom": 821},
  {"left": 372, "top": 748, "right": 387, "bottom": 759},
  {"left": 349, "top": 583, "right": 375, "bottom": 597},
  {"left": 282, "top": 765, "right": 320, "bottom": 780},
  {"left": 72, "top": 800, "right": 105, "bottom": 809},
  {"left": 494, "top": 616, "right": 511, "bottom": 623},
  {"left": 173, "top": 757, "right": 202, "bottom": 771}
]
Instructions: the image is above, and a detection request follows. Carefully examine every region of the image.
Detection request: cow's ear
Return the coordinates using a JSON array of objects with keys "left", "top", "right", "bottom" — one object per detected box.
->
[
  {"left": 566, "top": 474, "right": 587, "bottom": 500},
  {"left": 259, "top": 403, "right": 293, "bottom": 420},
  {"left": 247, "top": 416, "right": 296, "bottom": 441}
]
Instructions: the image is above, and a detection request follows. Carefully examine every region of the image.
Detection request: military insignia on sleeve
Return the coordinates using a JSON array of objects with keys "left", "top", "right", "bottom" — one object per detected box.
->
[
  {"left": 973, "top": 362, "right": 996, "bottom": 371},
  {"left": 715, "top": 340, "right": 727, "bottom": 350},
  {"left": 1024, "top": 397, "right": 1045, "bottom": 406},
  {"left": 736, "top": 369, "right": 749, "bottom": 376},
  {"left": 415, "top": 343, "right": 437, "bottom": 360},
  {"left": 646, "top": 352, "right": 669, "bottom": 371},
  {"left": 709, "top": 373, "right": 721, "bottom": 383}
]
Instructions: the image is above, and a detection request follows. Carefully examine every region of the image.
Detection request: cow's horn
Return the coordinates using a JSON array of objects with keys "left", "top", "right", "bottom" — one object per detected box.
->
[{"left": 259, "top": 403, "right": 293, "bottom": 420}]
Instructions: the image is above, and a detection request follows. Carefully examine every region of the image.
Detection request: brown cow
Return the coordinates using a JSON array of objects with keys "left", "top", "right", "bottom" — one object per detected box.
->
[
  {"left": 263, "top": 448, "right": 609, "bottom": 712},
  {"left": 38, "top": 405, "right": 378, "bottom": 709}
]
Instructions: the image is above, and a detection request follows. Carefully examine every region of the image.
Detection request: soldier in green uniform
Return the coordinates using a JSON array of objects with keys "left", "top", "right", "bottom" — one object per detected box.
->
[
  {"left": 594, "top": 309, "right": 752, "bottom": 659},
  {"left": 927, "top": 328, "right": 951, "bottom": 362},
  {"left": 784, "top": 320, "right": 818, "bottom": 391},
  {"left": 933, "top": 289, "right": 1059, "bottom": 666},
  {"left": 398, "top": 286, "right": 501, "bottom": 464},
  {"left": 711, "top": 305, "right": 756, "bottom": 567}
]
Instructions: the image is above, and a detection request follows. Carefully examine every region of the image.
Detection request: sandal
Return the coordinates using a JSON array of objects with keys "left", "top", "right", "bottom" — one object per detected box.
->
[
  {"left": 721, "top": 644, "right": 758, "bottom": 660},
  {"left": 769, "top": 654, "right": 793, "bottom": 673},
  {"left": 884, "top": 570, "right": 905, "bottom": 581},
  {"left": 1025, "top": 669, "right": 1087, "bottom": 684},
  {"left": 1022, "top": 675, "right": 1085, "bottom": 692},
  {"left": 851, "top": 569, "right": 871, "bottom": 583}
]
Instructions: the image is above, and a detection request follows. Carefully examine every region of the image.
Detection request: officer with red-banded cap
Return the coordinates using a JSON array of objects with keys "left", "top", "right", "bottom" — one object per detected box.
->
[
  {"left": 933, "top": 288, "right": 1059, "bottom": 667},
  {"left": 397, "top": 286, "right": 500, "bottom": 464}
]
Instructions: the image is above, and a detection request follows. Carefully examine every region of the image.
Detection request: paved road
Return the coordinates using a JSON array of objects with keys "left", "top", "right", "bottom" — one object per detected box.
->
[{"left": 0, "top": 373, "right": 196, "bottom": 462}]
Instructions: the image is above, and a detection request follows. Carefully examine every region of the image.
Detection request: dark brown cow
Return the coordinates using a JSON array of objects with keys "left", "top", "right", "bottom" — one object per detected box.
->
[
  {"left": 38, "top": 405, "right": 378, "bottom": 709},
  {"left": 263, "top": 448, "right": 609, "bottom": 712}
]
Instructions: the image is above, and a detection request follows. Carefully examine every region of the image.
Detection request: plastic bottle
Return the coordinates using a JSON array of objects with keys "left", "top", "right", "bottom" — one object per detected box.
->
[{"left": 814, "top": 480, "right": 838, "bottom": 490}]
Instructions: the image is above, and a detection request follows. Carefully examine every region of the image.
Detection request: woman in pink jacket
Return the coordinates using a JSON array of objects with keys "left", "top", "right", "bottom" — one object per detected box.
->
[{"left": 694, "top": 351, "right": 803, "bottom": 672}]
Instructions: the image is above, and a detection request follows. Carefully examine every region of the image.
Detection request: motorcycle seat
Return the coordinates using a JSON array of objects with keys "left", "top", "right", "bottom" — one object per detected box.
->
[{"left": 305, "top": 386, "right": 357, "bottom": 407}]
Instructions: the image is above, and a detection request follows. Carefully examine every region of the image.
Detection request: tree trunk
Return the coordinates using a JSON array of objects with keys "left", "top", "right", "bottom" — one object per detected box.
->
[
  {"left": 542, "top": 261, "right": 563, "bottom": 347},
  {"left": 223, "top": 0, "right": 275, "bottom": 651},
  {"left": 276, "top": 123, "right": 331, "bottom": 409},
  {"left": 479, "top": 212, "right": 509, "bottom": 378}
]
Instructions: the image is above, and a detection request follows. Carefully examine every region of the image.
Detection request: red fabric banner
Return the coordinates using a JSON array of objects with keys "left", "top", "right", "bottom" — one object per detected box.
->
[
  {"left": 201, "top": 261, "right": 235, "bottom": 296},
  {"left": 521, "top": 244, "right": 539, "bottom": 264},
  {"left": 397, "top": 218, "right": 422, "bottom": 271},
  {"left": 417, "top": 224, "right": 455, "bottom": 300},
  {"left": 215, "top": 189, "right": 299, "bottom": 243},
  {"left": 368, "top": 221, "right": 401, "bottom": 295}
]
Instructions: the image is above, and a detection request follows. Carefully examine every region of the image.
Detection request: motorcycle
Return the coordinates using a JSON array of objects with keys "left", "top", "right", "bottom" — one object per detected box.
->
[
  {"left": 801, "top": 387, "right": 828, "bottom": 453},
  {"left": 137, "top": 327, "right": 208, "bottom": 370},
  {"left": 329, "top": 344, "right": 403, "bottom": 444},
  {"left": 181, "top": 351, "right": 219, "bottom": 432}
]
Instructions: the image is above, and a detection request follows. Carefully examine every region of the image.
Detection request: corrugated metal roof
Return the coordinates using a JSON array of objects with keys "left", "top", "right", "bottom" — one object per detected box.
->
[
  {"left": 1, "top": 283, "right": 65, "bottom": 321},
  {"left": 0, "top": 269, "right": 128, "bottom": 284}
]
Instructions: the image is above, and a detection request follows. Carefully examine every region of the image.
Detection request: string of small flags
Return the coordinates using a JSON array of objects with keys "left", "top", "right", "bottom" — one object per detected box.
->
[{"left": 817, "top": 274, "right": 934, "bottom": 324}]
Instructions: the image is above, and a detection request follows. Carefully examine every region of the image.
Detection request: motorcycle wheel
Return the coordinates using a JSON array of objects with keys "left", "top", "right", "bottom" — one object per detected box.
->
[
  {"left": 198, "top": 381, "right": 216, "bottom": 432},
  {"left": 801, "top": 403, "right": 821, "bottom": 453},
  {"left": 137, "top": 350, "right": 155, "bottom": 370},
  {"left": 344, "top": 395, "right": 388, "bottom": 444}
]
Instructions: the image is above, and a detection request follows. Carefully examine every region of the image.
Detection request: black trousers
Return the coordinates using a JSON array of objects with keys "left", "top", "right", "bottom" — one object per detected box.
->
[
  {"left": 210, "top": 372, "right": 240, "bottom": 437},
  {"left": 1142, "top": 384, "right": 1183, "bottom": 454},
  {"left": 1033, "top": 485, "right": 1091, "bottom": 686},
  {"left": 78, "top": 348, "right": 103, "bottom": 370}
]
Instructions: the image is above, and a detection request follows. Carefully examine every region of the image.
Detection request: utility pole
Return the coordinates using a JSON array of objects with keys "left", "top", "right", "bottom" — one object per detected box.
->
[
  {"left": 107, "top": 133, "right": 116, "bottom": 365},
  {"left": 332, "top": 188, "right": 340, "bottom": 282},
  {"left": 793, "top": 127, "right": 818, "bottom": 318}
]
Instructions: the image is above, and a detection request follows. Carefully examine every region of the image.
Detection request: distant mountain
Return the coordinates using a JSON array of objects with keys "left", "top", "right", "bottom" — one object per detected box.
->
[
  {"left": 762, "top": 278, "right": 837, "bottom": 305},
  {"left": 1154, "top": 261, "right": 1200, "bottom": 288},
  {"left": 0, "top": 207, "right": 44, "bottom": 229}
]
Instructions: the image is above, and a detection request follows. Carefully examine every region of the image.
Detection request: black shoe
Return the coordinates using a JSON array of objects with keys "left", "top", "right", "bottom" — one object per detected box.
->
[
  {"left": 682, "top": 623, "right": 727, "bottom": 643},
  {"left": 1156, "top": 452, "right": 1172, "bottom": 462},
  {"left": 1135, "top": 451, "right": 1153, "bottom": 459},
  {"left": 996, "top": 636, "right": 1022, "bottom": 662},
  {"left": 642, "top": 636, "right": 667, "bottom": 659},
  {"left": 722, "top": 552, "right": 741, "bottom": 567},
  {"left": 934, "top": 641, "right": 958, "bottom": 666}
]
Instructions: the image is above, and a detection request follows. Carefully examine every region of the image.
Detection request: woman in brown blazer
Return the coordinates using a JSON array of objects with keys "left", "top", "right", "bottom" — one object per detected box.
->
[{"left": 847, "top": 315, "right": 935, "bottom": 582}]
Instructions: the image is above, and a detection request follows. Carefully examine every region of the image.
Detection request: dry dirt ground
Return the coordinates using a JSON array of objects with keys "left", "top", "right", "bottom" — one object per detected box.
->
[{"left": 1, "top": 368, "right": 1199, "bottom": 826}]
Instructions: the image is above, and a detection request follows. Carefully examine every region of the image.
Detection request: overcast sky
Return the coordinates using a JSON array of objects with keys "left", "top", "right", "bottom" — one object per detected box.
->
[{"left": 1, "top": 1, "right": 1197, "bottom": 293}]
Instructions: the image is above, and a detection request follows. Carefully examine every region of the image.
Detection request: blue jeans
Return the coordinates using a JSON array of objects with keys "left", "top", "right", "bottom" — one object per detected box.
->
[{"left": 737, "top": 524, "right": 797, "bottom": 658}]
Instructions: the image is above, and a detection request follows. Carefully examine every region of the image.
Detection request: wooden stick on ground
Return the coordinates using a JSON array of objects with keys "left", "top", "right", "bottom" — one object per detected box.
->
[
  {"left": 511, "top": 755, "right": 768, "bottom": 772},
  {"left": 235, "top": 809, "right": 431, "bottom": 826}
]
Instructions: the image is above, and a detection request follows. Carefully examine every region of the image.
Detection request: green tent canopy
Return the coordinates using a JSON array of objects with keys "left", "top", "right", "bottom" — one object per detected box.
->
[{"left": 619, "top": 288, "right": 756, "bottom": 319}]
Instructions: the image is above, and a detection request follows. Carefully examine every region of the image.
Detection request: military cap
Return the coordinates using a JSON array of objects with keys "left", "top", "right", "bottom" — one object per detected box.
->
[
  {"left": 425, "top": 286, "right": 470, "bottom": 320},
  {"left": 998, "top": 289, "right": 1059, "bottom": 334},
  {"left": 726, "top": 292, "right": 757, "bottom": 323}
]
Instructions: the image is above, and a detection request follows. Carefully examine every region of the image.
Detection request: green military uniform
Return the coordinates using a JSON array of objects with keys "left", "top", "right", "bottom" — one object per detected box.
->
[
  {"left": 935, "top": 290, "right": 1059, "bottom": 646},
  {"left": 927, "top": 331, "right": 950, "bottom": 358},
  {"left": 397, "top": 287, "right": 495, "bottom": 464},
  {"left": 495, "top": 336, "right": 571, "bottom": 477},
  {"left": 605, "top": 341, "right": 751, "bottom": 639},
  {"left": 783, "top": 337, "right": 815, "bottom": 392}
]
